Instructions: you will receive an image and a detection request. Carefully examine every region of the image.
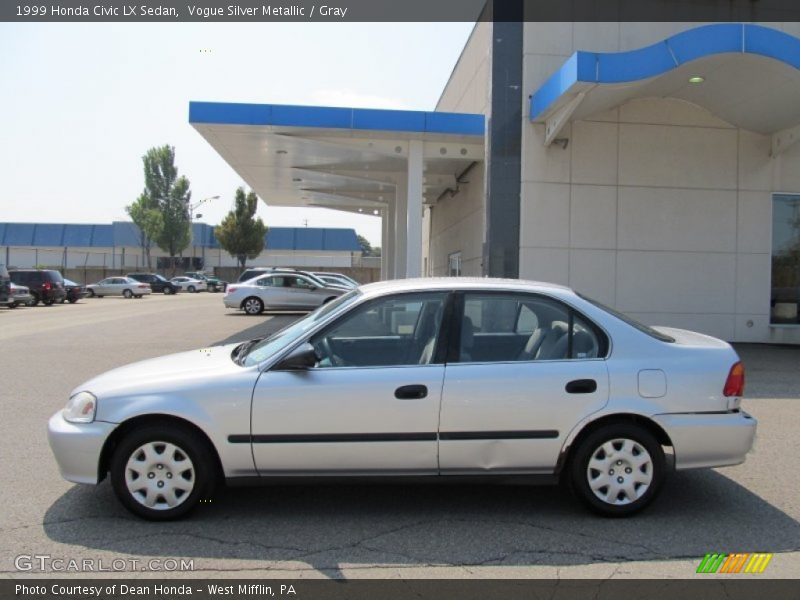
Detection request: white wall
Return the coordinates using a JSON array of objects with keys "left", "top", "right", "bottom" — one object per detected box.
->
[
  {"left": 4, "top": 245, "right": 356, "bottom": 270},
  {"left": 428, "top": 21, "right": 491, "bottom": 277},
  {"left": 518, "top": 22, "right": 800, "bottom": 343}
]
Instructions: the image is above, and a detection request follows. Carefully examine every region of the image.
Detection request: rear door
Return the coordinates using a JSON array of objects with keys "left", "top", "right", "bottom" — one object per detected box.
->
[{"left": 438, "top": 292, "right": 610, "bottom": 474}]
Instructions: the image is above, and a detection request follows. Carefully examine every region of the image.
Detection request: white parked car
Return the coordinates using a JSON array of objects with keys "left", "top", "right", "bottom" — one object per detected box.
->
[
  {"left": 86, "top": 277, "right": 152, "bottom": 298},
  {"left": 224, "top": 272, "right": 344, "bottom": 314},
  {"left": 170, "top": 277, "right": 207, "bottom": 293},
  {"left": 48, "top": 278, "right": 755, "bottom": 520}
]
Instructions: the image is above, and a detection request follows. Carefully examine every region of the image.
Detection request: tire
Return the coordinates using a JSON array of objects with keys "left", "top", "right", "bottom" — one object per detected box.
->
[
  {"left": 43, "top": 298, "right": 54, "bottom": 306},
  {"left": 87, "top": 289, "right": 95, "bottom": 298},
  {"left": 208, "top": 285, "right": 217, "bottom": 293},
  {"left": 135, "top": 295, "right": 142, "bottom": 299},
  {"left": 162, "top": 287, "right": 171, "bottom": 295},
  {"left": 123, "top": 289, "right": 133, "bottom": 299},
  {"left": 188, "top": 285, "right": 196, "bottom": 293},
  {"left": 8, "top": 302, "right": 18, "bottom": 309},
  {"left": 30, "top": 295, "right": 39, "bottom": 306},
  {"left": 569, "top": 423, "right": 665, "bottom": 517},
  {"left": 110, "top": 424, "right": 217, "bottom": 521},
  {"left": 60, "top": 297, "right": 66, "bottom": 304},
  {"left": 242, "top": 297, "right": 264, "bottom": 315},
  {"left": 68, "top": 298, "right": 78, "bottom": 304},
  {"left": 97, "top": 295, "right": 104, "bottom": 298}
]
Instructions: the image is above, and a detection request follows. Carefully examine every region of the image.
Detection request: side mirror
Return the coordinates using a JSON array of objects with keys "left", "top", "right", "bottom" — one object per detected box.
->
[{"left": 273, "top": 343, "right": 319, "bottom": 371}]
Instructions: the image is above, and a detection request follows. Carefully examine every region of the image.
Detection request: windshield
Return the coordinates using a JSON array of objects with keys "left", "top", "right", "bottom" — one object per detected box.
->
[
  {"left": 578, "top": 293, "right": 675, "bottom": 343},
  {"left": 238, "top": 289, "right": 361, "bottom": 367}
]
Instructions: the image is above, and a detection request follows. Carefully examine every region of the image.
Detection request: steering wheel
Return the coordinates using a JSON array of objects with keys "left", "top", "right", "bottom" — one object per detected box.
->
[{"left": 316, "top": 336, "right": 345, "bottom": 367}]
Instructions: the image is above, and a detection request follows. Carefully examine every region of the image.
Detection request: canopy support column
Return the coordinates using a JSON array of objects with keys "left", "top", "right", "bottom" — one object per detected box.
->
[
  {"left": 394, "top": 179, "right": 407, "bottom": 278},
  {"left": 405, "top": 140, "right": 423, "bottom": 278}
]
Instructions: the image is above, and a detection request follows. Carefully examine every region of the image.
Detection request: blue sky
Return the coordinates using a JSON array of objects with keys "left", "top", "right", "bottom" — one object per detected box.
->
[{"left": 0, "top": 22, "right": 474, "bottom": 245}]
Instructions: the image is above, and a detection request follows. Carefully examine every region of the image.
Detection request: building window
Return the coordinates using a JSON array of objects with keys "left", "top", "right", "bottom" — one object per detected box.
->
[
  {"left": 448, "top": 252, "right": 462, "bottom": 277},
  {"left": 771, "top": 194, "right": 800, "bottom": 325}
]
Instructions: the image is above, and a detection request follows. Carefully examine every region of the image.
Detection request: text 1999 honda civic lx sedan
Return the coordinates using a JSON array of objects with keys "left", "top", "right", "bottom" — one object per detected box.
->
[{"left": 48, "top": 278, "right": 756, "bottom": 520}]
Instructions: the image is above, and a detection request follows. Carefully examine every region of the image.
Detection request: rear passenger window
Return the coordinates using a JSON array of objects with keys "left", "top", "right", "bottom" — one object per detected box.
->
[{"left": 458, "top": 293, "right": 604, "bottom": 363}]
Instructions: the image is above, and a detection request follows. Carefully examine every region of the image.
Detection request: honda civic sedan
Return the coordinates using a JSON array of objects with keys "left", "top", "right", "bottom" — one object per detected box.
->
[{"left": 48, "top": 278, "right": 756, "bottom": 520}]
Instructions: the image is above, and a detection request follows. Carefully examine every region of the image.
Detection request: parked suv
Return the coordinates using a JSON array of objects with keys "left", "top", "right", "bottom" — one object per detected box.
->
[
  {"left": 9, "top": 269, "right": 66, "bottom": 305},
  {"left": 185, "top": 271, "right": 227, "bottom": 293},
  {"left": 126, "top": 273, "right": 180, "bottom": 294}
]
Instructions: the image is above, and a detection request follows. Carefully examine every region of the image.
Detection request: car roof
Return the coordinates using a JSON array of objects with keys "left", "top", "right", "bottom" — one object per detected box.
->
[{"left": 357, "top": 277, "right": 573, "bottom": 298}]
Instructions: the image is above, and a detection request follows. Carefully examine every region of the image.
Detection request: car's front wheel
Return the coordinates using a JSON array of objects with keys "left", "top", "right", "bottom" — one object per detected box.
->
[
  {"left": 110, "top": 425, "right": 217, "bottom": 520},
  {"left": 86, "top": 289, "right": 95, "bottom": 298},
  {"left": 242, "top": 297, "right": 264, "bottom": 315},
  {"left": 188, "top": 285, "right": 196, "bottom": 293},
  {"left": 569, "top": 423, "right": 665, "bottom": 517}
]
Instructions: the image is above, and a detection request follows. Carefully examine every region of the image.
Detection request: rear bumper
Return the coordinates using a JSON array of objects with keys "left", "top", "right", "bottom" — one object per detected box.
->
[
  {"left": 223, "top": 296, "right": 241, "bottom": 309},
  {"left": 47, "top": 411, "right": 116, "bottom": 484},
  {"left": 653, "top": 410, "right": 757, "bottom": 470}
]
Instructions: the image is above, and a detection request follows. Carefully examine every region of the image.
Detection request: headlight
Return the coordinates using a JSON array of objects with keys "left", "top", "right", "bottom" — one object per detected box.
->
[{"left": 63, "top": 391, "right": 97, "bottom": 423}]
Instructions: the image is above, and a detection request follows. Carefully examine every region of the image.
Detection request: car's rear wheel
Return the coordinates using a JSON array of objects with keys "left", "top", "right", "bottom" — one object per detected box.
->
[
  {"left": 8, "top": 302, "right": 17, "bottom": 309},
  {"left": 243, "top": 297, "right": 263, "bottom": 315},
  {"left": 87, "top": 289, "right": 95, "bottom": 298},
  {"left": 30, "top": 294, "right": 39, "bottom": 306},
  {"left": 68, "top": 298, "right": 78, "bottom": 303},
  {"left": 123, "top": 289, "right": 133, "bottom": 299},
  {"left": 43, "top": 298, "right": 54, "bottom": 306},
  {"left": 110, "top": 425, "right": 217, "bottom": 521},
  {"left": 569, "top": 423, "right": 665, "bottom": 517}
]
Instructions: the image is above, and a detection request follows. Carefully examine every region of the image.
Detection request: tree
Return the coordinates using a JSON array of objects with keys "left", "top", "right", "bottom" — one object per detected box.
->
[
  {"left": 138, "top": 145, "right": 192, "bottom": 272},
  {"left": 357, "top": 234, "right": 381, "bottom": 257},
  {"left": 215, "top": 187, "right": 267, "bottom": 270},
  {"left": 125, "top": 193, "right": 163, "bottom": 270}
]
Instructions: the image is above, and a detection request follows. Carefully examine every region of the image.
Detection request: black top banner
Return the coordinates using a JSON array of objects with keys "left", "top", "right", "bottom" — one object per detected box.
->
[{"left": 3, "top": 0, "right": 800, "bottom": 23}]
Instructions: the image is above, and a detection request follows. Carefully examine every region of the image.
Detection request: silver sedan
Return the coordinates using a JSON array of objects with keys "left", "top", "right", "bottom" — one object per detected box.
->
[
  {"left": 48, "top": 278, "right": 756, "bottom": 520},
  {"left": 86, "top": 277, "right": 152, "bottom": 299},
  {"left": 223, "top": 273, "right": 344, "bottom": 314}
]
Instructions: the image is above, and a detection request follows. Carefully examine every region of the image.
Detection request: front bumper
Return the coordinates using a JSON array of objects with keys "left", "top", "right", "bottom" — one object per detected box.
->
[
  {"left": 653, "top": 410, "right": 757, "bottom": 470},
  {"left": 47, "top": 411, "right": 116, "bottom": 484}
]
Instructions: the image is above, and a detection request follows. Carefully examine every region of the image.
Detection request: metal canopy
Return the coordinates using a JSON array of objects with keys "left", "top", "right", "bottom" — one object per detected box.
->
[
  {"left": 189, "top": 103, "right": 484, "bottom": 214},
  {"left": 530, "top": 23, "right": 800, "bottom": 150},
  {"left": 189, "top": 102, "right": 485, "bottom": 279}
]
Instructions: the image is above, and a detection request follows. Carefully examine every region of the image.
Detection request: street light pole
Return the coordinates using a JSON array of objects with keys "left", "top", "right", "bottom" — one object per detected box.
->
[{"left": 187, "top": 195, "right": 219, "bottom": 269}]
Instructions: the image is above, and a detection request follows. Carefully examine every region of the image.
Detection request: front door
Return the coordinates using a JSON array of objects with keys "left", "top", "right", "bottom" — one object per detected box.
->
[
  {"left": 250, "top": 292, "right": 449, "bottom": 474},
  {"left": 439, "top": 292, "right": 610, "bottom": 473}
]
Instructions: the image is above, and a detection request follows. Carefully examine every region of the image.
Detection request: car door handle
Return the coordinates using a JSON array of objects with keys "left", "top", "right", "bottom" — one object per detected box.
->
[
  {"left": 395, "top": 384, "right": 428, "bottom": 400},
  {"left": 565, "top": 379, "right": 597, "bottom": 394}
]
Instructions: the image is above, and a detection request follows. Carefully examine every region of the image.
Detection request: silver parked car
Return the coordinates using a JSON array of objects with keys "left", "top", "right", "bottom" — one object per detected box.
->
[
  {"left": 170, "top": 276, "right": 207, "bottom": 293},
  {"left": 224, "top": 273, "right": 345, "bottom": 315},
  {"left": 7, "top": 282, "right": 34, "bottom": 308},
  {"left": 48, "top": 278, "right": 756, "bottom": 520},
  {"left": 312, "top": 272, "right": 359, "bottom": 288},
  {"left": 86, "top": 277, "right": 152, "bottom": 299}
]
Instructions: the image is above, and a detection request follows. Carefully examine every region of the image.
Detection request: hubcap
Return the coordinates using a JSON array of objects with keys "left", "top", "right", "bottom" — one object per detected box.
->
[
  {"left": 586, "top": 438, "right": 653, "bottom": 506},
  {"left": 124, "top": 441, "right": 195, "bottom": 511},
  {"left": 245, "top": 299, "right": 260, "bottom": 314}
]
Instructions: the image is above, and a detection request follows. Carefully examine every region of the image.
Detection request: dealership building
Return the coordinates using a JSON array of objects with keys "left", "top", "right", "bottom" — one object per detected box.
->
[{"left": 189, "top": 22, "right": 800, "bottom": 344}]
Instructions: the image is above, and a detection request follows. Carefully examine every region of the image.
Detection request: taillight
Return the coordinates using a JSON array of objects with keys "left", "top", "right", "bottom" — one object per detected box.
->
[
  {"left": 227, "top": 286, "right": 237, "bottom": 293},
  {"left": 723, "top": 362, "right": 745, "bottom": 397},
  {"left": 42, "top": 282, "right": 52, "bottom": 290}
]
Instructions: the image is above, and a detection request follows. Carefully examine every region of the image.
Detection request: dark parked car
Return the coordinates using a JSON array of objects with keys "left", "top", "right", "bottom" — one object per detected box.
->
[
  {"left": 185, "top": 271, "right": 227, "bottom": 293},
  {"left": 62, "top": 278, "right": 86, "bottom": 304},
  {"left": 126, "top": 273, "right": 180, "bottom": 294},
  {"left": 9, "top": 269, "right": 66, "bottom": 305}
]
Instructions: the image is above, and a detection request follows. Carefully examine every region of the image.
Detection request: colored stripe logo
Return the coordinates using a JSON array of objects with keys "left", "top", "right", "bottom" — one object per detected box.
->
[{"left": 697, "top": 553, "right": 773, "bottom": 574}]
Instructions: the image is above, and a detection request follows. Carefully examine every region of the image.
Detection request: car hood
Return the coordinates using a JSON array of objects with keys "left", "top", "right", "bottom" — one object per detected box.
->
[{"left": 74, "top": 342, "right": 247, "bottom": 397}]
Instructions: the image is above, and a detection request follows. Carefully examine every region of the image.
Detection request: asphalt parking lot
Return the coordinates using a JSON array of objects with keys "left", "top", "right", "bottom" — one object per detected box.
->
[{"left": 1, "top": 292, "right": 799, "bottom": 579}]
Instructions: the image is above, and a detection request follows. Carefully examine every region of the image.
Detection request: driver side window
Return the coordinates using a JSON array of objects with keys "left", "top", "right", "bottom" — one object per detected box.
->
[{"left": 311, "top": 293, "right": 447, "bottom": 368}]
